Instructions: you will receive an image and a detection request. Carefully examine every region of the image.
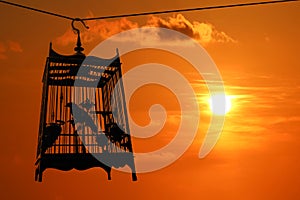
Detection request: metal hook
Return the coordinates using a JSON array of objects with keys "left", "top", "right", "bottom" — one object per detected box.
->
[
  {"left": 71, "top": 18, "right": 89, "bottom": 55},
  {"left": 71, "top": 18, "right": 89, "bottom": 34}
]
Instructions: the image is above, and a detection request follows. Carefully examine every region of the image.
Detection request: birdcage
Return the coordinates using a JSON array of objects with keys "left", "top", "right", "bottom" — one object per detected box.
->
[{"left": 35, "top": 24, "right": 137, "bottom": 182}]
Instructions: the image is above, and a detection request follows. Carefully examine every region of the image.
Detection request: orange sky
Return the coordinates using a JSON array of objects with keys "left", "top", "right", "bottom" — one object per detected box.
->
[{"left": 0, "top": 0, "right": 300, "bottom": 200}]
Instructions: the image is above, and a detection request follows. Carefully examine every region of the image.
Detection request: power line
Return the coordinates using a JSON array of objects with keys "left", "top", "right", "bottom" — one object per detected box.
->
[
  {"left": 0, "top": 0, "right": 73, "bottom": 20},
  {"left": 0, "top": 0, "right": 298, "bottom": 22},
  {"left": 83, "top": 0, "right": 298, "bottom": 21}
]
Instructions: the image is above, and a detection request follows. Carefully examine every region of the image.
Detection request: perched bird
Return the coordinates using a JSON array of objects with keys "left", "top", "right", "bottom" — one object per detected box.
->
[
  {"left": 42, "top": 123, "right": 62, "bottom": 153},
  {"left": 65, "top": 102, "right": 98, "bottom": 133},
  {"left": 109, "top": 123, "right": 127, "bottom": 143}
]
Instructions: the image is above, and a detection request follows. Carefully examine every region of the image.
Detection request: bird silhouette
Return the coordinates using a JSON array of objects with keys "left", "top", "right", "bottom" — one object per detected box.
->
[
  {"left": 65, "top": 102, "right": 98, "bottom": 133},
  {"left": 109, "top": 123, "right": 127, "bottom": 143},
  {"left": 42, "top": 122, "right": 63, "bottom": 153}
]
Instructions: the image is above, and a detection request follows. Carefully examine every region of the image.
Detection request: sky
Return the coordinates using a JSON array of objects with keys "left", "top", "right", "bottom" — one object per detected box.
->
[{"left": 0, "top": 0, "right": 300, "bottom": 199}]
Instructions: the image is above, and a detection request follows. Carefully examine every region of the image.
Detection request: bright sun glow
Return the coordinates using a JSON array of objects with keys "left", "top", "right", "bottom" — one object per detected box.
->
[{"left": 209, "top": 93, "right": 232, "bottom": 115}]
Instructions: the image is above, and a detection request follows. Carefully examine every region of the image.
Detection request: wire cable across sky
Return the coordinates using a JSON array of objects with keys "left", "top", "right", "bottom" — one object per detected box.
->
[{"left": 0, "top": 0, "right": 298, "bottom": 22}]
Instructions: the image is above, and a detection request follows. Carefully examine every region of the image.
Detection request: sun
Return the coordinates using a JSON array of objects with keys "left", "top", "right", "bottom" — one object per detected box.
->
[{"left": 209, "top": 93, "right": 232, "bottom": 115}]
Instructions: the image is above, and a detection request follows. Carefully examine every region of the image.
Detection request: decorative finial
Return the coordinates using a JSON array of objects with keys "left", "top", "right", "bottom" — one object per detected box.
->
[{"left": 74, "top": 33, "right": 84, "bottom": 55}]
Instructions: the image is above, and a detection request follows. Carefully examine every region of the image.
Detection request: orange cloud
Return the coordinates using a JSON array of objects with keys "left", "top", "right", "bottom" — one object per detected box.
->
[
  {"left": 8, "top": 40, "right": 23, "bottom": 52},
  {"left": 56, "top": 18, "right": 138, "bottom": 46},
  {"left": 0, "top": 40, "right": 23, "bottom": 59},
  {"left": 146, "top": 14, "right": 236, "bottom": 45},
  {"left": 55, "top": 14, "right": 236, "bottom": 47}
]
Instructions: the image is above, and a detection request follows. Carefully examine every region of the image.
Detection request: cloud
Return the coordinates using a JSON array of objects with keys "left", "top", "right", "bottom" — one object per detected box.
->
[
  {"left": 146, "top": 14, "right": 236, "bottom": 45},
  {"left": 55, "top": 14, "right": 236, "bottom": 47},
  {"left": 56, "top": 17, "right": 138, "bottom": 46},
  {"left": 8, "top": 40, "right": 23, "bottom": 52},
  {"left": 0, "top": 40, "right": 23, "bottom": 59}
]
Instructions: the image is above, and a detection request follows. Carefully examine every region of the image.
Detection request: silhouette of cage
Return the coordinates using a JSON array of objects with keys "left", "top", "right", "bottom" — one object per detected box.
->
[{"left": 35, "top": 43, "right": 137, "bottom": 182}]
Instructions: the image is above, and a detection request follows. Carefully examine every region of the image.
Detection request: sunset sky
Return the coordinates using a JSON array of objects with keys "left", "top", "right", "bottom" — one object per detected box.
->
[{"left": 0, "top": 0, "right": 300, "bottom": 199}]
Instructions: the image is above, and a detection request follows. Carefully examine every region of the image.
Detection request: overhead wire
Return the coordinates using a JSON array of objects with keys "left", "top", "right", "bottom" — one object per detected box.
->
[
  {"left": 83, "top": 0, "right": 299, "bottom": 21},
  {"left": 0, "top": 0, "right": 73, "bottom": 20},
  {"left": 0, "top": 0, "right": 298, "bottom": 22}
]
